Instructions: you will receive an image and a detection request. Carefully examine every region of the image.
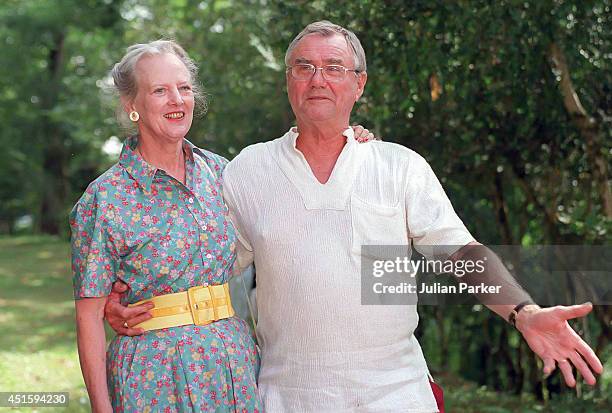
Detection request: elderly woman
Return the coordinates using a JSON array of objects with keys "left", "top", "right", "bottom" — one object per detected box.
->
[{"left": 71, "top": 41, "right": 261, "bottom": 412}]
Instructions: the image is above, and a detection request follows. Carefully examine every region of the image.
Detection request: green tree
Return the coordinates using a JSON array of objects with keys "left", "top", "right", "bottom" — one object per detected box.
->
[{"left": 0, "top": 0, "right": 125, "bottom": 235}]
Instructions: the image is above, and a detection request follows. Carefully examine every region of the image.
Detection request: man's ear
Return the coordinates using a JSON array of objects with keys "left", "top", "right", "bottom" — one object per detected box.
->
[{"left": 355, "top": 71, "right": 367, "bottom": 100}]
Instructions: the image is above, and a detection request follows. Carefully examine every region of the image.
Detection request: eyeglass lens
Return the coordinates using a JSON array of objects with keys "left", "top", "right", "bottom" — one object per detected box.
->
[{"left": 291, "top": 64, "right": 348, "bottom": 81}]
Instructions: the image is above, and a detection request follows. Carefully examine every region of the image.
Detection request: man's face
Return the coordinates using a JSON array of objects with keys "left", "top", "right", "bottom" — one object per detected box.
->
[{"left": 286, "top": 33, "right": 366, "bottom": 126}]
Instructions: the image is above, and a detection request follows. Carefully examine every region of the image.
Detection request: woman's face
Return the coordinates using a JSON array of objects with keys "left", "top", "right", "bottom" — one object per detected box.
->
[{"left": 130, "top": 53, "right": 195, "bottom": 143}]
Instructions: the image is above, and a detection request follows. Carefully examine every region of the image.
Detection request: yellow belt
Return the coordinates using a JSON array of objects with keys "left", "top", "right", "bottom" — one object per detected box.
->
[{"left": 128, "top": 283, "right": 235, "bottom": 331}]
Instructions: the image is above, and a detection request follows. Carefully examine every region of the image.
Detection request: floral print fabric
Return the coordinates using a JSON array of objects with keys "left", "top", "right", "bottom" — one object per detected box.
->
[{"left": 70, "top": 136, "right": 260, "bottom": 412}]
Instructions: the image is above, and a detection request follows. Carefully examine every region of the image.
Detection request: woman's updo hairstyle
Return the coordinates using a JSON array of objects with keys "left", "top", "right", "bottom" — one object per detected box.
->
[{"left": 109, "top": 39, "right": 207, "bottom": 128}]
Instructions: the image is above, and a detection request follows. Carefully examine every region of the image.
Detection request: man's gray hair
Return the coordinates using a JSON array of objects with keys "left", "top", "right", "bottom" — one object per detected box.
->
[
  {"left": 109, "top": 40, "right": 206, "bottom": 127},
  {"left": 284, "top": 21, "right": 367, "bottom": 72}
]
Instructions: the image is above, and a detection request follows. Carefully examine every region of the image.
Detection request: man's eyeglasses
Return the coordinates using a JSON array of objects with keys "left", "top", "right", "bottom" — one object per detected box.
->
[{"left": 286, "top": 64, "right": 360, "bottom": 82}]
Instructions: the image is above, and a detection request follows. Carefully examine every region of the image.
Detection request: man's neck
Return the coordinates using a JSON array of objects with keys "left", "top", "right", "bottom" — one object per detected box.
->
[
  {"left": 294, "top": 122, "right": 349, "bottom": 184},
  {"left": 295, "top": 122, "right": 348, "bottom": 159}
]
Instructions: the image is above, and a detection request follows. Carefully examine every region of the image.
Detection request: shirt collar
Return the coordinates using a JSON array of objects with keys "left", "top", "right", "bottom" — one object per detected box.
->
[
  {"left": 287, "top": 126, "right": 356, "bottom": 151},
  {"left": 118, "top": 135, "right": 196, "bottom": 192},
  {"left": 273, "top": 126, "right": 365, "bottom": 210}
]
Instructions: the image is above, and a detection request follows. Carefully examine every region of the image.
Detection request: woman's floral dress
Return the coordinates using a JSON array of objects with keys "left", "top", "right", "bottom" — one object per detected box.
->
[{"left": 70, "top": 136, "right": 261, "bottom": 412}]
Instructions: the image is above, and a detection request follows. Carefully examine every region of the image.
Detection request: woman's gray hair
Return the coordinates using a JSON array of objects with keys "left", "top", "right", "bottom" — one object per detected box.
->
[
  {"left": 284, "top": 21, "right": 367, "bottom": 72},
  {"left": 109, "top": 39, "right": 206, "bottom": 128}
]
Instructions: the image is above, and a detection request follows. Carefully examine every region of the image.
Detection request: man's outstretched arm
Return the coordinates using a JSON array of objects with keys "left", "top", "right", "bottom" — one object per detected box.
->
[{"left": 451, "top": 242, "right": 603, "bottom": 387}]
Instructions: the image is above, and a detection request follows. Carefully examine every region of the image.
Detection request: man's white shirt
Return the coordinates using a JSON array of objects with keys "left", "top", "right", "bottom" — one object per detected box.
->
[{"left": 223, "top": 128, "right": 474, "bottom": 412}]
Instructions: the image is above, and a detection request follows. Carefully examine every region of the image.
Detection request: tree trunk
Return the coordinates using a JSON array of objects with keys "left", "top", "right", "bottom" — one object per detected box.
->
[
  {"left": 548, "top": 42, "right": 612, "bottom": 218},
  {"left": 39, "top": 31, "right": 69, "bottom": 235}
]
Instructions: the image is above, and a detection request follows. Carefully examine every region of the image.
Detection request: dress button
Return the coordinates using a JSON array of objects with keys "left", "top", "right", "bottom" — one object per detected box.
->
[{"left": 188, "top": 197, "right": 194, "bottom": 204}]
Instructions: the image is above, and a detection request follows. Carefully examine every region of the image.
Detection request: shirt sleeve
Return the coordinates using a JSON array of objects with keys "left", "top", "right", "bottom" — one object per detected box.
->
[
  {"left": 70, "top": 188, "right": 118, "bottom": 299},
  {"left": 222, "top": 170, "right": 254, "bottom": 274},
  {"left": 406, "top": 155, "right": 475, "bottom": 260}
]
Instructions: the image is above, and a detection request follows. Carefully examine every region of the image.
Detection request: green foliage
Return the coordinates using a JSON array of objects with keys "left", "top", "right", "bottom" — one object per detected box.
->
[
  {"left": 0, "top": 0, "right": 124, "bottom": 235},
  {"left": 0, "top": 0, "right": 609, "bottom": 404},
  {"left": 2, "top": 0, "right": 607, "bottom": 242},
  {"left": 439, "top": 369, "right": 611, "bottom": 412}
]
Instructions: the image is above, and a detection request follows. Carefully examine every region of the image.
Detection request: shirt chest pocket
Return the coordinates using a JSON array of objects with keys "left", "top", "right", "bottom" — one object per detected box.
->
[{"left": 350, "top": 195, "right": 409, "bottom": 255}]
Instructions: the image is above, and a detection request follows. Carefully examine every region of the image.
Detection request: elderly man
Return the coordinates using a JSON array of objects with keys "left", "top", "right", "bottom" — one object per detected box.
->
[{"left": 108, "top": 21, "right": 602, "bottom": 412}]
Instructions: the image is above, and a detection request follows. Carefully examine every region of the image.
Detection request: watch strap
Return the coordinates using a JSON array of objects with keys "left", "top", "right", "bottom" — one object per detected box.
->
[{"left": 508, "top": 300, "right": 533, "bottom": 327}]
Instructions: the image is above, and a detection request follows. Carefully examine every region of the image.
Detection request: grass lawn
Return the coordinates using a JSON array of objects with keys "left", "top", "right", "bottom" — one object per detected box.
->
[
  {"left": 0, "top": 236, "right": 90, "bottom": 412},
  {"left": 0, "top": 235, "right": 609, "bottom": 412}
]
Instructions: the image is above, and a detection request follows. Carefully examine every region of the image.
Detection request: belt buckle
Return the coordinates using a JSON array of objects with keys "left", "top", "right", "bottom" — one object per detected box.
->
[{"left": 187, "top": 285, "right": 213, "bottom": 326}]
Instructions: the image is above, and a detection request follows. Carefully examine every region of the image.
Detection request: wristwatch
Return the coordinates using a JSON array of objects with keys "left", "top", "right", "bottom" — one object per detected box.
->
[{"left": 508, "top": 300, "right": 533, "bottom": 328}]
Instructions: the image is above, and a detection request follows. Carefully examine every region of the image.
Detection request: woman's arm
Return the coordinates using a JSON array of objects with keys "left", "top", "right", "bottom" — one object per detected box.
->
[{"left": 75, "top": 297, "right": 113, "bottom": 413}]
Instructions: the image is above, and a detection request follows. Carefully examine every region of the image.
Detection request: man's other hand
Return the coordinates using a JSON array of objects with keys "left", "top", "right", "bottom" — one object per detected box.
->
[{"left": 104, "top": 281, "right": 153, "bottom": 336}]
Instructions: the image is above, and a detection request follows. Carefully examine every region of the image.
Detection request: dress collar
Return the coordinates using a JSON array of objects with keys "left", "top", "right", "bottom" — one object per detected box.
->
[{"left": 118, "top": 135, "right": 196, "bottom": 192}]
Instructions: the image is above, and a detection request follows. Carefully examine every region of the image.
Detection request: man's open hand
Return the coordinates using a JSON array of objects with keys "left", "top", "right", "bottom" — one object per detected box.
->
[{"left": 517, "top": 303, "right": 603, "bottom": 387}]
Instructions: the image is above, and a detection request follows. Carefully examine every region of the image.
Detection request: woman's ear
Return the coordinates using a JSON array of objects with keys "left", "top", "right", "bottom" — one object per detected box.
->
[{"left": 120, "top": 95, "right": 134, "bottom": 114}]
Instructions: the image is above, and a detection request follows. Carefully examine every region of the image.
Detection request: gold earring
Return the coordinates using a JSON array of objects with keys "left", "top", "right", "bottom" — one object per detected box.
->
[{"left": 129, "top": 111, "right": 140, "bottom": 122}]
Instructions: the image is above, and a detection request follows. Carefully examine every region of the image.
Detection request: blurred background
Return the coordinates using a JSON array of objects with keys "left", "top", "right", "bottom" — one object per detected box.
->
[{"left": 0, "top": 0, "right": 610, "bottom": 411}]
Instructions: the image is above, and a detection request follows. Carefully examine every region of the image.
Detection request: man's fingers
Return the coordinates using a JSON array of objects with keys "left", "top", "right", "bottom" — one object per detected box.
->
[
  {"left": 114, "top": 326, "right": 144, "bottom": 337},
  {"left": 125, "top": 312, "right": 153, "bottom": 328},
  {"left": 564, "top": 317, "right": 604, "bottom": 374},
  {"left": 107, "top": 305, "right": 150, "bottom": 336},
  {"left": 557, "top": 359, "right": 576, "bottom": 387},
  {"left": 106, "top": 300, "right": 130, "bottom": 320},
  {"left": 124, "top": 327, "right": 146, "bottom": 337},
  {"left": 558, "top": 302, "right": 593, "bottom": 320},
  {"left": 568, "top": 352, "right": 596, "bottom": 386},
  {"left": 542, "top": 357, "right": 556, "bottom": 376},
  {"left": 572, "top": 334, "right": 604, "bottom": 374},
  {"left": 119, "top": 302, "right": 154, "bottom": 320}
]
